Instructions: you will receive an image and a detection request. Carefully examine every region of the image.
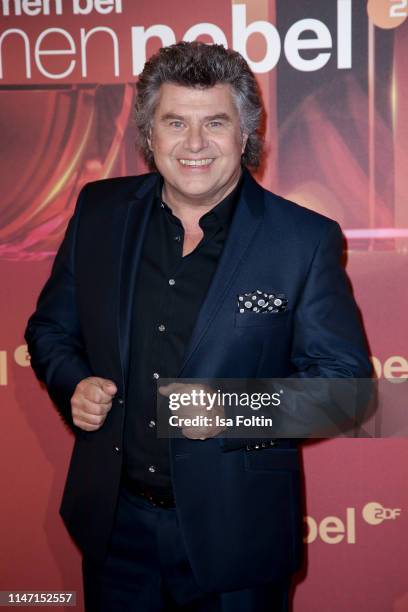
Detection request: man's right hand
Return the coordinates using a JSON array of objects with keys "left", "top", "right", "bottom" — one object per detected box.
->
[{"left": 71, "top": 377, "right": 117, "bottom": 431}]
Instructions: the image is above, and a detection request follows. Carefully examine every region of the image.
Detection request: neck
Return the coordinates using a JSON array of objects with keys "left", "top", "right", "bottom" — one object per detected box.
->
[{"left": 162, "top": 171, "right": 241, "bottom": 232}]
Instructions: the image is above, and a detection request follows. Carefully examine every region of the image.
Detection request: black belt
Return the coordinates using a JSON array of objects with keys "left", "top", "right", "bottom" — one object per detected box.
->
[{"left": 122, "top": 474, "right": 176, "bottom": 509}]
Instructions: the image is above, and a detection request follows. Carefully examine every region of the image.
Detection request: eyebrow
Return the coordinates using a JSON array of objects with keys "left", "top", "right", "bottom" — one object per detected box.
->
[{"left": 160, "top": 112, "right": 232, "bottom": 123}]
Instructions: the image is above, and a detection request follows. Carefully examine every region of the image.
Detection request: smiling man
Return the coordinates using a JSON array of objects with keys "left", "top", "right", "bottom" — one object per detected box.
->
[
  {"left": 147, "top": 81, "right": 247, "bottom": 258},
  {"left": 150, "top": 83, "right": 247, "bottom": 209},
  {"left": 25, "top": 42, "right": 371, "bottom": 611}
]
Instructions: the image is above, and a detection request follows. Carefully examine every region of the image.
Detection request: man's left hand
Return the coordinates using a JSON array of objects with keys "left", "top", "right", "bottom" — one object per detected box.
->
[{"left": 158, "top": 383, "right": 226, "bottom": 440}]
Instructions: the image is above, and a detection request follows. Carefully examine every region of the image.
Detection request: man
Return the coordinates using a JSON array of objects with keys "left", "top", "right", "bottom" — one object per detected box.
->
[{"left": 25, "top": 42, "right": 372, "bottom": 611}]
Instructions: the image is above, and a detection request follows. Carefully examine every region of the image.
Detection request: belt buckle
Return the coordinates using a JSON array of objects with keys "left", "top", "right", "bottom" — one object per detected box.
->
[
  {"left": 149, "top": 491, "right": 165, "bottom": 507},
  {"left": 139, "top": 489, "right": 157, "bottom": 506},
  {"left": 142, "top": 489, "right": 174, "bottom": 508}
]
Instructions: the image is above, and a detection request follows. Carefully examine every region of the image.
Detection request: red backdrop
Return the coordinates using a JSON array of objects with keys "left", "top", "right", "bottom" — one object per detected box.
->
[{"left": 1, "top": 1, "right": 407, "bottom": 610}]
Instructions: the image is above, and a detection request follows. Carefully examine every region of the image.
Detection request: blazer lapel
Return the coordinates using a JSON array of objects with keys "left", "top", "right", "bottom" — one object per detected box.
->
[
  {"left": 178, "top": 171, "right": 265, "bottom": 376},
  {"left": 117, "top": 174, "right": 158, "bottom": 390}
]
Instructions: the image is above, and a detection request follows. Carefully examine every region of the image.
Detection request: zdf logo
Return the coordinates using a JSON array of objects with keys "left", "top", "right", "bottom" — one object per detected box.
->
[
  {"left": 304, "top": 502, "right": 402, "bottom": 544},
  {"left": 362, "top": 502, "right": 402, "bottom": 525}
]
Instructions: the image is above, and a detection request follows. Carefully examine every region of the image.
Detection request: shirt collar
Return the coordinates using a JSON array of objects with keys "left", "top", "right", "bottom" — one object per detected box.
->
[{"left": 155, "top": 171, "right": 243, "bottom": 231}]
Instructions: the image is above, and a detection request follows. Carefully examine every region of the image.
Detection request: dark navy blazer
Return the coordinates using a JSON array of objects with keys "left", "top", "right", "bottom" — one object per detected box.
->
[{"left": 25, "top": 170, "right": 372, "bottom": 593}]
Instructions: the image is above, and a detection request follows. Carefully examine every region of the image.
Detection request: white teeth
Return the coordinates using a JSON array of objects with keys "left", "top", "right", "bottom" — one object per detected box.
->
[{"left": 179, "top": 159, "right": 214, "bottom": 166}]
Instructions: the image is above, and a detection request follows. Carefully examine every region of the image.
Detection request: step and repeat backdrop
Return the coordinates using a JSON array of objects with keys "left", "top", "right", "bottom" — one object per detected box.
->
[{"left": 1, "top": 1, "right": 407, "bottom": 610}]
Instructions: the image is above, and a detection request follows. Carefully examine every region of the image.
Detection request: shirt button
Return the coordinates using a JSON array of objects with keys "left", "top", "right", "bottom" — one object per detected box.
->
[
  {"left": 148, "top": 420, "right": 156, "bottom": 428},
  {"left": 169, "top": 279, "right": 176, "bottom": 286},
  {"left": 148, "top": 465, "right": 156, "bottom": 473},
  {"left": 113, "top": 446, "right": 121, "bottom": 453},
  {"left": 174, "top": 235, "right": 181, "bottom": 241},
  {"left": 158, "top": 324, "right": 166, "bottom": 332},
  {"left": 117, "top": 398, "right": 124, "bottom": 405},
  {"left": 153, "top": 372, "right": 160, "bottom": 379}
]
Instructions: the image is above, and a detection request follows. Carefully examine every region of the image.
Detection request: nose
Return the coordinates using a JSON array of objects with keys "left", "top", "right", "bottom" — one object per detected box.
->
[{"left": 184, "top": 125, "right": 207, "bottom": 153}]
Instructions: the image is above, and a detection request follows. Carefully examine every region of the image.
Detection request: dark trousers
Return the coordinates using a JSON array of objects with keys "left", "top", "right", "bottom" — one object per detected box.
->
[{"left": 82, "top": 486, "right": 290, "bottom": 612}]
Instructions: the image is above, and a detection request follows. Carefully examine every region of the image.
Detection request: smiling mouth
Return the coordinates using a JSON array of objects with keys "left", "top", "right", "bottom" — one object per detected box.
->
[{"left": 178, "top": 158, "right": 214, "bottom": 167}]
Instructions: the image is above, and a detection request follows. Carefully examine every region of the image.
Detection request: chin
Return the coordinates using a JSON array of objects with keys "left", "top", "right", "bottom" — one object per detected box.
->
[{"left": 175, "top": 178, "right": 215, "bottom": 191}]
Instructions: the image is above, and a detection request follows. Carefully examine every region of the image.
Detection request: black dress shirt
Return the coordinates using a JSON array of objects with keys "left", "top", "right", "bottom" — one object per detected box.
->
[{"left": 123, "top": 175, "right": 242, "bottom": 496}]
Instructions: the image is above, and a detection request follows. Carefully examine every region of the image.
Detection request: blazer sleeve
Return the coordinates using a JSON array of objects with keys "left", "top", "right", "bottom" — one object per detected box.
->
[
  {"left": 290, "top": 220, "right": 372, "bottom": 378},
  {"left": 270, "top": 220, "right": 375, "bottom": 439},
  {"left": 24, "top": 185, "right": 94, "bottom": 433}
]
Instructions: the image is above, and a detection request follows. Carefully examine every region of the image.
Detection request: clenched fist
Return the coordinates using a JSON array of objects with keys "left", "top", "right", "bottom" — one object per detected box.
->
[
  {"left": 71, "top": 376, "right": 117, "bottom": 431},
  {"left": 158, "top": 382, "right": 226, "bottom": 440}
]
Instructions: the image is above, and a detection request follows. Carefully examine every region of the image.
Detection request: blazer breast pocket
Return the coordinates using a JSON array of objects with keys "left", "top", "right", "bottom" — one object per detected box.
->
[{"left": 234, "top": 310, "right": 291, "bottom": 328}]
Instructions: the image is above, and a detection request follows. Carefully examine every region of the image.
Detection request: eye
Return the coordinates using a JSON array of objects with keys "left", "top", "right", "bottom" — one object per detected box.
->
[
  {"left": 169, "top": 120, "right": 184, "bottom": 129},
  {"left": 208, "top": 121, "right": 223, "bottom": 128}
]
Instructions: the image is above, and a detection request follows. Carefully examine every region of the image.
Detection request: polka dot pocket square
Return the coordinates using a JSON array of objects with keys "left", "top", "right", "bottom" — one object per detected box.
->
[{"left": 237, "top": 290, "right": 288, "bottom": 314}]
